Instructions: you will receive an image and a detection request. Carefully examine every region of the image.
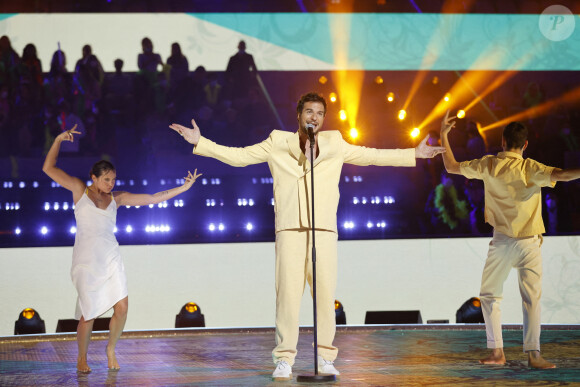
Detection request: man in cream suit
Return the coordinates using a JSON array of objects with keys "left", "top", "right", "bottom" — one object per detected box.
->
[{"left": 170, "top": 92, "right": 445, "bottom": 380}]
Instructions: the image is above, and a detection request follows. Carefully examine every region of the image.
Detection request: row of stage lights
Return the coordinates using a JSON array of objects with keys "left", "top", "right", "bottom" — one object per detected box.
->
[
  {"left": 6, "top": 194, "right": 395, "bottom": 212},
  {"left": 40, "top": 200, "right": 186, "bottom": 211},
  {"left": 320, "top": 76, "right": 467, "bottom": 140},
  {"left": 10, "top": 217, "right": 391, "bottom": 237},
  {"left": 2, "top": 176, "right": 369, "bottom": 191}
]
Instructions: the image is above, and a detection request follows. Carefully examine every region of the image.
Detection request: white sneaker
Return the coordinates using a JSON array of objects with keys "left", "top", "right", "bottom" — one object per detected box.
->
[
  {"left": 318, "top": 356, "right": 340, "bottom": 376},
  {"left": 272, "top": 360, "right": 292, "bottom": 380}
]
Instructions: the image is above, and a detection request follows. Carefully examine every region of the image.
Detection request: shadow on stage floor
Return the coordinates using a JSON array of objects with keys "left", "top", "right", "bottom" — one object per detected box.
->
[{"left": 1, "top": 325, "right": 579, "bottom": 386}]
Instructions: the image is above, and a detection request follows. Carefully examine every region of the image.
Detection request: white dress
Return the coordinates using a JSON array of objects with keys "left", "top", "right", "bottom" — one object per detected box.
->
[{"left": 71, "top": 189, "right": 128, "bottom": 321}]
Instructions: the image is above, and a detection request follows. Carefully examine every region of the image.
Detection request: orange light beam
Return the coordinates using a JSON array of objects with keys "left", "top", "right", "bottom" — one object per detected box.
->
[
  {"left": 402, "top": 0, "right": 475, "bottom": 111},
  {"left": 481, "top": 86, "right": 580, "bottom": 132},
  {"left": 463, "top": 39, "right": 550, "bottom": 114},
  {"left": 330, "top": 13, "right": 364, "bottom": 132}
]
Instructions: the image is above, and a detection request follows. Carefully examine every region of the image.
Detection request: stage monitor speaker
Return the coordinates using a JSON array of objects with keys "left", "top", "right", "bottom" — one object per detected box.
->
[
  {"left": 56, "top": 318, "right": 112, "bottom": 333},
  {"left": 364, "top": 310, "right": 422, "bottom": 324}
]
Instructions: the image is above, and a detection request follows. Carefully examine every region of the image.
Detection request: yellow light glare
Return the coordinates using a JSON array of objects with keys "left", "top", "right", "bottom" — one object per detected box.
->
[
  {"left": 444, "top": 93, "right": 451, "bottom": 102},
  {"left": 387, "top": 92, "right": 395, "bottom": 102},
  {"left": 398, "top": 109, "right": 406, "bottom": 121},
  {"left": 22, "top": 308, "right": 35, "bottom": 320},
  {"left": 432, "top": 76, "right": 439, "bottom": 85},
  {"left": 318, "top": 75, "right": 328, "bottom": 85},
  {"left": 339, "top": 109, "right": 347, "bottom": 121},
  {"left": 349, "top": 128, "right": 359, "bottom": 139},
  {"left": 185, "top": 302, "right": 198, "bottom": 313},
  {"left": 374, "top": 76, "right": 384, "bottom": 84},
  {"left": 410, "top": 128, "right": 421, "bottom": 138},
  {"left": 457, "top": 109, "right": 466, "bottom": 119},
  {"left": 329, "top": 92, "right": 337, "bottom": 103}
]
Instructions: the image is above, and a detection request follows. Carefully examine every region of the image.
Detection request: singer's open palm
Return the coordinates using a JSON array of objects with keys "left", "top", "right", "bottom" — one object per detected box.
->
[{"left": 169, "top": 119, "right": 201, "bottom": 145}]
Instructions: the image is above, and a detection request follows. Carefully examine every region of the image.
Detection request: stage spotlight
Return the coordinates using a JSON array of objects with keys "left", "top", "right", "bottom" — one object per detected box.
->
[
  {"left": 339, "top": 109, "right": 347, "bottom": 121},
  {"left": 410, "top": 128, "right": 421, "bottom": 138},
  {"left": 349, "top": 128, "right": 359, "bottom": 139},
  {"left": 14, "top": 308, "right": 46, "bottom": 335},
  {"left": 318, "top": 75, "right": 328, "bottom": 85},
  {"left": 374, "top": 76, "right": 384, "bottom": 85},
  {"left": 444, "top": 93, "right": 451, "bottom": 102},
  {"left": 456, "top": 297, "right": 484, "bottom": 323},
  {"left": 457, "top": 109, "right": 466, "bottom": 119},
  {"left": 335, "top": 300, "right": 346, "bottom": 325},
  {"left": 398, "top": 110, "right": 406, "bottom": 121},
  {"left": 386, "top": 92, "right": 395, "bottom": 102},
  {"left": 175, "top": 302, "right": 205, "bottom": 328},
  {"left": 329, "top": 92, "right": 337, "bottom": 102}
]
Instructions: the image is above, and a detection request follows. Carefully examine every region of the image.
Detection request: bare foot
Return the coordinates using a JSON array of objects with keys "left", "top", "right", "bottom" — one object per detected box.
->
[
  {"left": 479, "top": 348, "right": 506, "bottom": 365},
  {"left": 528, "top": 351, "right": 556, "bottom": 369},
  {"left": 106, "top": 345, "right": 120, "bottom": 370},
  {"left": 77, "top": 356, "right": 92, "bottom": 373}
]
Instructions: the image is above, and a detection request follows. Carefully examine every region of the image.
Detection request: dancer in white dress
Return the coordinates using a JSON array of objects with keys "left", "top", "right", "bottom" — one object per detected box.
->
[{"left": 43, "top": 126, "right": 201, "bottom": 373}]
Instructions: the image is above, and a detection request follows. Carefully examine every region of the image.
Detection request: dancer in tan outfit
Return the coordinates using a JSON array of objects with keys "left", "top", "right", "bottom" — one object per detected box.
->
[
  {"left": 440, "top": 112, "right": 580, "bottom": 369},
  {"left": 170, "top": 92, "right": 445, "bottom": 380}
]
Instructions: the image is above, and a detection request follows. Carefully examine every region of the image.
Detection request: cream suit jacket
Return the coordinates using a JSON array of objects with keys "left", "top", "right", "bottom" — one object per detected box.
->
[{"left": 194, "top": 130, "right": 416, "bottom": 233}]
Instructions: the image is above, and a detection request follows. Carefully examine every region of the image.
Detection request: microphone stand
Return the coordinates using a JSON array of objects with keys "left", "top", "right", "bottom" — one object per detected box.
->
[{"left": 297, "top": 130, "right": 336, "bottom": 383}]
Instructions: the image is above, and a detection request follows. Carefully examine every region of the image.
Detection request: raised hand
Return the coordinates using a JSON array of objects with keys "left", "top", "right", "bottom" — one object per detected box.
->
[
  {"left": 415, "top": 134, "right": 446, "bottom": 159},
  {"left": 57, "top": 124, "right": 81, "bottom": 143},
  {"left": 169, "top": 119, "right": 201, "bottom": 145},
  {"left": 441, "top": 109, "right": 456, "bottom": 136},
  {"left": 182, "top": 169, "right": 202, "bottom": 189}
]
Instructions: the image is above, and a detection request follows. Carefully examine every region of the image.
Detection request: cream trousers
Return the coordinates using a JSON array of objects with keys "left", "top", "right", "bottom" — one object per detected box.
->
[
  {"left": 272, "top": 229, "right": 338, "bottom": 365},
  {"left": 479, "top": 230, "right": 543, "bottom": 352}
]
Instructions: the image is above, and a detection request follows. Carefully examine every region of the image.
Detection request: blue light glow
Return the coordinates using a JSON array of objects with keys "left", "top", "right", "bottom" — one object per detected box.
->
[
  {"left": 208, "top": 223, "right": 216, "bottom": 231},
  {"left": 126, "top": 225, "right": 133, "bottom": 233},
  {"left": 33, "top": 181, "right": 39, "bottom": 188},
  {"left": 246, "top": 223, "right": 253, "bottom": 231},
  {"left": 70, "top": 226, "right": 77, "bottom": 234},
  {"left": 343, "top": 221, "right": 355, "bottom": 229},
  {"left": 218, "top": 223, "right": 225, "bottom": 231},
  {"left": 40, "top": 226, "right": 48, "bottom": 235},
  {"left": 19, "top": 182, "right": 25, "bottom": 188},
  {"left": 14, "top": 227, "right": 21, "bottom": 235}
]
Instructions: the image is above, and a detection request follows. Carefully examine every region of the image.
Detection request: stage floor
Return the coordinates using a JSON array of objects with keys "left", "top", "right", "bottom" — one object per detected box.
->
[{"left": 1, "top": 325, "right": 579, "bottom": 386}]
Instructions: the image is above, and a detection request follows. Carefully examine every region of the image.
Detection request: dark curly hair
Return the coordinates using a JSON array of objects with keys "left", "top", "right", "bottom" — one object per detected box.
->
[{"left": 296, "top": 92, "right": 327, "bottom": 116}]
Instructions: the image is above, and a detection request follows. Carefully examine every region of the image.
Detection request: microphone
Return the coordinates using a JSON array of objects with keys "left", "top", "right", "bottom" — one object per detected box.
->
[{"left": 306, "top": 123, "right": 315, "bottom": 142}]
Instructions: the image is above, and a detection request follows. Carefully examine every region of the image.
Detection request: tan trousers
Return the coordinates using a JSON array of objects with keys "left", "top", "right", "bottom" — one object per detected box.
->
[
  {"left": 479, "top": 230, "right": 543, "bottom": 352},
  {"left": 272, "top": 229, "right": 338, "bottom": 365}
]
